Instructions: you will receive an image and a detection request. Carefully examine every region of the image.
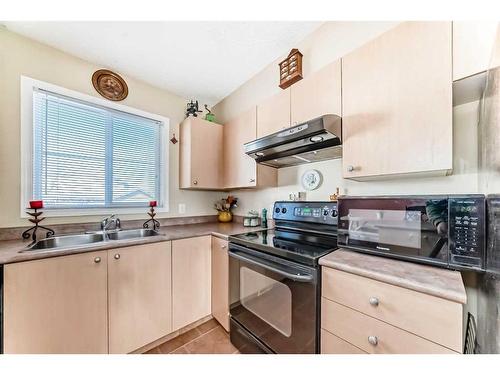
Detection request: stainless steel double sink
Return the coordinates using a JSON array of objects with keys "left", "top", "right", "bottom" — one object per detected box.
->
[{"left": 25, "top": 229, "right": 160, "bottom": 251}]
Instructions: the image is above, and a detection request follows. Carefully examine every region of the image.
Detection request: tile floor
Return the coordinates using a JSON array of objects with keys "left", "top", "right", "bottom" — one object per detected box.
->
[{"left": 145, "top": 319, "right": 239, "bottom": 354}]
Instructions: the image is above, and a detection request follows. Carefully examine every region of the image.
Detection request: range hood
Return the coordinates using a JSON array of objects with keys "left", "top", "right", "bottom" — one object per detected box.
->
[{"left": 245, "top": 114, "right": 342, "bottom": 168}]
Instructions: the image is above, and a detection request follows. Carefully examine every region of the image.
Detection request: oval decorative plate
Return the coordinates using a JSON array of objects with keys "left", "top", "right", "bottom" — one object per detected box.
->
[
  {"left": 92, "top": 69, "right": 128, "bottom": 101},
  {"left": 301, "top": 169, "right": 323, "bottom": 191}
]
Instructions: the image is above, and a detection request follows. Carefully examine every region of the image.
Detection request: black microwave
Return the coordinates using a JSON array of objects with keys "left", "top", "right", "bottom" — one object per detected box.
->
[{"left": 337, "top": 195, "right": 486, "bottom": 272}]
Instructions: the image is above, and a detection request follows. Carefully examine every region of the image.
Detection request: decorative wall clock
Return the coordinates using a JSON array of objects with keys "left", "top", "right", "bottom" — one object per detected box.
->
[
  {"left": 301, "top": 169, "right": 323, "bottom": 191},
  {"left": 92, "top": 69, "right": 129, "bottom": 101}
]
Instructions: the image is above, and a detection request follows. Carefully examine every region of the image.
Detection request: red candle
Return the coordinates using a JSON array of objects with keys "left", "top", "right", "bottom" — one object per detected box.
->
[
  {"left": 29, "top": 200, "right": 43, "bottom": 209},
  {"left": 149, "top": 200, "right": 157, "bottom": 207}
]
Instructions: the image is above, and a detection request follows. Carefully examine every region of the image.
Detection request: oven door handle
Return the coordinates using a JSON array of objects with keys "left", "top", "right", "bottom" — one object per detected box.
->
[{"left": 229, "top": 250, "right": 314, "bottom": 282}]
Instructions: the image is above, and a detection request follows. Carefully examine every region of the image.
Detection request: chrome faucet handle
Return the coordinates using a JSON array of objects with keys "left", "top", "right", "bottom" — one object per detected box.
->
[{"left": 115, "top": 218, "right": 121, "bottom": 229}]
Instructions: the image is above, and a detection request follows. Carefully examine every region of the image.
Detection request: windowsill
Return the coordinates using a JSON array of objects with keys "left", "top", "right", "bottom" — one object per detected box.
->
[{"left": 20, "top": 205, "right": 169, "bottom": 219}]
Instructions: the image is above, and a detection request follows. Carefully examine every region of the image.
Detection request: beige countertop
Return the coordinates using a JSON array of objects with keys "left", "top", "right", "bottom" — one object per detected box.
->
[
  {"left": 319, "top": 248, "right": 467, "bottom": 304},
  {"left": 0, "top": 222, "right": 264, "bottom": 265}
]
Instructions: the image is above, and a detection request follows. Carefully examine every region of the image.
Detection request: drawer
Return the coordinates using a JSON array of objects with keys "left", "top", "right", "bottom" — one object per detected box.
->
[
  {"left": 322, "top": 268, "right": 463, "bottom": 351},
  {"left": 322, "top": 298, "right": 457, "bottom": 354},
  {"left": 321, "top": 329, "right": 366, "bottom": 354}
]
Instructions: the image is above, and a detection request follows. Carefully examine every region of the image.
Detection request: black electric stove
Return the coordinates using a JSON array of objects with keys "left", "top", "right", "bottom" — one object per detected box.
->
[{"left": 228, "top": 201, "right": 338, "bottom": 354}]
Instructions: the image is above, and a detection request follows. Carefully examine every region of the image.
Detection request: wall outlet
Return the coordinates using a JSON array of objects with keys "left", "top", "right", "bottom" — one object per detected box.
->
[{"left": 178, "top": 203, "right": 186, "bottom": 214}]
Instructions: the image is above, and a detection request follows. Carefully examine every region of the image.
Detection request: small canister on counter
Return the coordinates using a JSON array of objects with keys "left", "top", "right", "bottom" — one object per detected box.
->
[{"left": 243, "top": 210, "right": 261, "bottom": 227}]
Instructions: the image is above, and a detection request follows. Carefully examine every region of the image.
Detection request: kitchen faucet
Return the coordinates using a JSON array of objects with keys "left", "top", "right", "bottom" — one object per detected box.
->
[{"left": 101, "top": 214, "right": 121, "bottom": 239}]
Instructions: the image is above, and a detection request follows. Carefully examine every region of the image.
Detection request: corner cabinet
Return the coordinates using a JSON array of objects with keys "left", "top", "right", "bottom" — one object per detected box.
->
[
  {"left": 223, "top": 107, "right": 277, "bottom": 189},
  {"left": 3, "top": 251, "right": 109, "bottom": 354},
  {"left": 172, "top": 236, "right": 212, "bottom": 331},
  {"left": 342, "top": 21, "right": 453, "bottom": 180},
  {"left": 179, "top": 117, "right": 223, "bottom": 189},
  {"left": 108, "top": 242, "right": 172, "bottom": 354}
]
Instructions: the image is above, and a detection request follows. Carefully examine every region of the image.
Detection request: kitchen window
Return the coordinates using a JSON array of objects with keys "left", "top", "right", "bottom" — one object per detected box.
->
[{"left": 21, "top": 76, "right": 169, "bottom": 216}]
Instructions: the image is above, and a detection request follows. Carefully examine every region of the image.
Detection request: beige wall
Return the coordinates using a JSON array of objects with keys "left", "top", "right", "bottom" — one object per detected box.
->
[
  {"left": 212, "top": 21, "right": 483, "bottom": 216},
  {"left": 0, "top": 29, "right": 222, "bottom": 228}
]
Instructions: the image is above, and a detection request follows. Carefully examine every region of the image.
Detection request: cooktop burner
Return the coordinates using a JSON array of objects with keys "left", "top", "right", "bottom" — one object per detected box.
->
[{"left": 229, "top": 227, "right": 338, "bottom": 266}]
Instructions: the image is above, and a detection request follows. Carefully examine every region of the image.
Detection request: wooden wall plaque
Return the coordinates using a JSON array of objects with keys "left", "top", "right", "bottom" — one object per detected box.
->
[
  {"left": 92, "top": 69, "right": 129, "bottom": 101},
  {"left": 279, "top": 48, "right": 303, "bottom": 89}
]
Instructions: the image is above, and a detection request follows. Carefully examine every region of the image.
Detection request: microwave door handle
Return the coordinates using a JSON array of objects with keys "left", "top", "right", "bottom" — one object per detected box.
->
[{"left": 229, "top": 251, "right": 314, "bottom": 282}]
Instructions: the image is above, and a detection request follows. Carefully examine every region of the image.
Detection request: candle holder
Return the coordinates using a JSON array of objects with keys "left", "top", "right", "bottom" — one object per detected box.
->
[
  {"left": 22, "top": 208, "right": 55, "bottom": 245},
  {"left": 143, "top": 206, "right": 160, "bottom": 231}
]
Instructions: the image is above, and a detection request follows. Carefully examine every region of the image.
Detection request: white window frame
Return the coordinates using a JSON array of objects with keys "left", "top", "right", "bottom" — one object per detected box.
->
[{"left": 20, "top": 76, "right": 170, "bottom": 218}]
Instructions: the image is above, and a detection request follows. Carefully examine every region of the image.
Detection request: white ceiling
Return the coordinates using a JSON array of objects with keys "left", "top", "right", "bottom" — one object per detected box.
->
[{"left": 4, "top": 21, "right": 322, "bottom": 106}]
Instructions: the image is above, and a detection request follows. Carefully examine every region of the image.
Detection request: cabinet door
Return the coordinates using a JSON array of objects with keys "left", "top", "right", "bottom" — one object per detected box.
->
[
  {"left": 223, "top": 107, "right": 258, "bottom": 188},
  {"left": 291, "top": 60, "right": 342, "bottom": 125},
  {"left": 3, "top": 251, "right": 108, "bottom": 353},
  {"left": 342, "top": 21, "right": 452, "bottom": 180},
  {"left": 172, "top": 236, "right": 212, "bottom": 331},
  {"left": 180, "top": 117, "right": 223, "bottom": 189},
  {"left": 108, "top": 242, "right": 172, "bottom": 354},
  {"left": 223, "top": 107, "right": 277, "bottom": 189},
  {"left": 257, "top": 90, "right": 291, "bottom": 138},
  {"left": 453, "top": 21, "right": 499, "bottom": 80},
  {"left": 211, "top": 236, "right": 229, "bottom": 331}
]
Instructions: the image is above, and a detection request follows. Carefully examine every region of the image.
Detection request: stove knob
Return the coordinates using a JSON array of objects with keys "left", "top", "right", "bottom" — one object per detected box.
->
[
  {"left": 282, "top": 207, "right": 287, "bottom": 214},
  {"left": 331, "top": 209, "right": 338, "bottom": 218},
  {"left": 323, "top": 209, "right": 329, "bottom": 216},
  {"left": 275, "top": 207, "right": 281, "bottom": 214}
]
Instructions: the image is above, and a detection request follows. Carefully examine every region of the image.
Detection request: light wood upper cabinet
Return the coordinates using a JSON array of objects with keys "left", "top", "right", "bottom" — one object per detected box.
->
[
  {"left": 342, "top": 21, "right": 453, "bottom": 180},
  {"left": 256, "top": 89, "right": 291, "bottom": 138},
  {"left": 172, "top": 236, "right": 212, "bottom": 331},
  {"left": 291, "top": 60, "right": 342, "bottom": 125},
  {"left": 3, "top": 251, "right": 108, "bottom": 354},
  {"left": 223, "top": 107, "right": 277, "bottom": 189},
  {"left": 211, "top": 236, "right": 230, "bottom": 331},
  {"left": 108, "top": 242, "right": 172, "bottom": 354},
  {"left": 453, "top": 21, "right": 499, "bottom": 81},
  {"left": 180, "top": 117, "right": 223, "bottom": 189}
]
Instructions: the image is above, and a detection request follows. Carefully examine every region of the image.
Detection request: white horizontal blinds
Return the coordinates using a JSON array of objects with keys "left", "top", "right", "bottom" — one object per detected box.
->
[
  {"left": 32, "top": 88, "right": 162, "bottom": 209},
  {"left": 111, "top": 113, "right": 161, "bottom": 205}
]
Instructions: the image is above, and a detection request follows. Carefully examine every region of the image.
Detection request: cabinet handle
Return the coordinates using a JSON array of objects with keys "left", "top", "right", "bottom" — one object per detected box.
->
[
  {"left": 221, "top": 245, "right": 227, "bottom": 249},
  {"left": 249, "top": 178, "right": 256, "bottom": 183},
  {"left": 368, "top": 336, "right": 378, "bottom": 346},
  {"left": 193, "top": 180, "right": 198, "bottom": 185},
  {"left": 369, "top": 297, "right": 379, "bottom": 307},
  {"left": 114, "top": 253, "right": 121, "bottom": 260},
  {"left": 347, "top": 165, "right": 355, "bottom": 172},
  {"left": 94, "top": 256, "right": 101, "bottom": 263}
]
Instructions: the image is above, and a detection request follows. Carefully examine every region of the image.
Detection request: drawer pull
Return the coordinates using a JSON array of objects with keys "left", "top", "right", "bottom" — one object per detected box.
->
[
  {"left": 369, "top": 297, "right": 379, "bottom": 307},
  {"left": 114, "top": 253, "right": 121, "bottom": 260},
  {"left": 94, "top": 257, "right": 101, "bottom": 263},
  {"left": 368, "top": 336, "right": 378, "bottom": 346}
]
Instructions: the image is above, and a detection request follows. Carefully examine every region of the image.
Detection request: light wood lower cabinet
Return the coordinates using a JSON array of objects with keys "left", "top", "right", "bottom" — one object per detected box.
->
[
  {"left": 321, "top": 267, "right": 464, "bottom": 354},
  {"left": 211, "top": 236, "right": 229, "bottom": 331},
  {"left": 322, "top": 299, "right": 455, "bottom": 354},
  {"left": 108, "top": 242, "right": 172, "bottom": 354},
  {"left": 321, "top": 329, "right": 366, "bottom": 354},
  {"left": 3, "top": 251, "right": 108, "bottom": 354},
  {"left": 172, "top": 236, "right": 212, "bottom": 331}
]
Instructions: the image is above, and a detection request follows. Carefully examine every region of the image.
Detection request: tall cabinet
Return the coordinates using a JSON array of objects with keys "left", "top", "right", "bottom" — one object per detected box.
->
[{"left": 342, "top": 21, "right": 453, "bottom": 180}]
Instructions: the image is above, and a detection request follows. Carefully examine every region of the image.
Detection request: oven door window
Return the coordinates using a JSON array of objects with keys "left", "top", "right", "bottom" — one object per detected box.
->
[{"left": 240, "top": 266, "right": 292, "bottom": 337}]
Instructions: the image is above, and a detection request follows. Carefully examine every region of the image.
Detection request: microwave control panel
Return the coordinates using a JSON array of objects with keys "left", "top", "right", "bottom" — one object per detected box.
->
[{"left": 449, "top": 196, "right": 486, "bottom": 270}]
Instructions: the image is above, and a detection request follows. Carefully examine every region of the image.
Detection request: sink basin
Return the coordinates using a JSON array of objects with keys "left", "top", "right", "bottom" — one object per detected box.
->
[
  {"left": 27, "top": 233, "right": 106, "bottom": 251},
  {"left": 107, "top": 229, "right": 159, "bottom": 241},
  {"left": 25, "top": 229, "right": 160, "bottom": 251}
]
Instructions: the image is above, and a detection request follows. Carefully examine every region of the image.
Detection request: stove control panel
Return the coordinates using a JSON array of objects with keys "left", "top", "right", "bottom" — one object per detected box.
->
[
  {"left": 449, "top": 196, "right": 485, "bottom": 270},
  {"left": 273, "top": 201, "right": 338, "bottom": 225}
]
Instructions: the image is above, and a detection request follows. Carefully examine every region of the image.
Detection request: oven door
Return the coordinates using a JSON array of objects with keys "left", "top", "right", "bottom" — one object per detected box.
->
[{"left": 228, "top": 243, "right": 318, "bottom": 354}]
